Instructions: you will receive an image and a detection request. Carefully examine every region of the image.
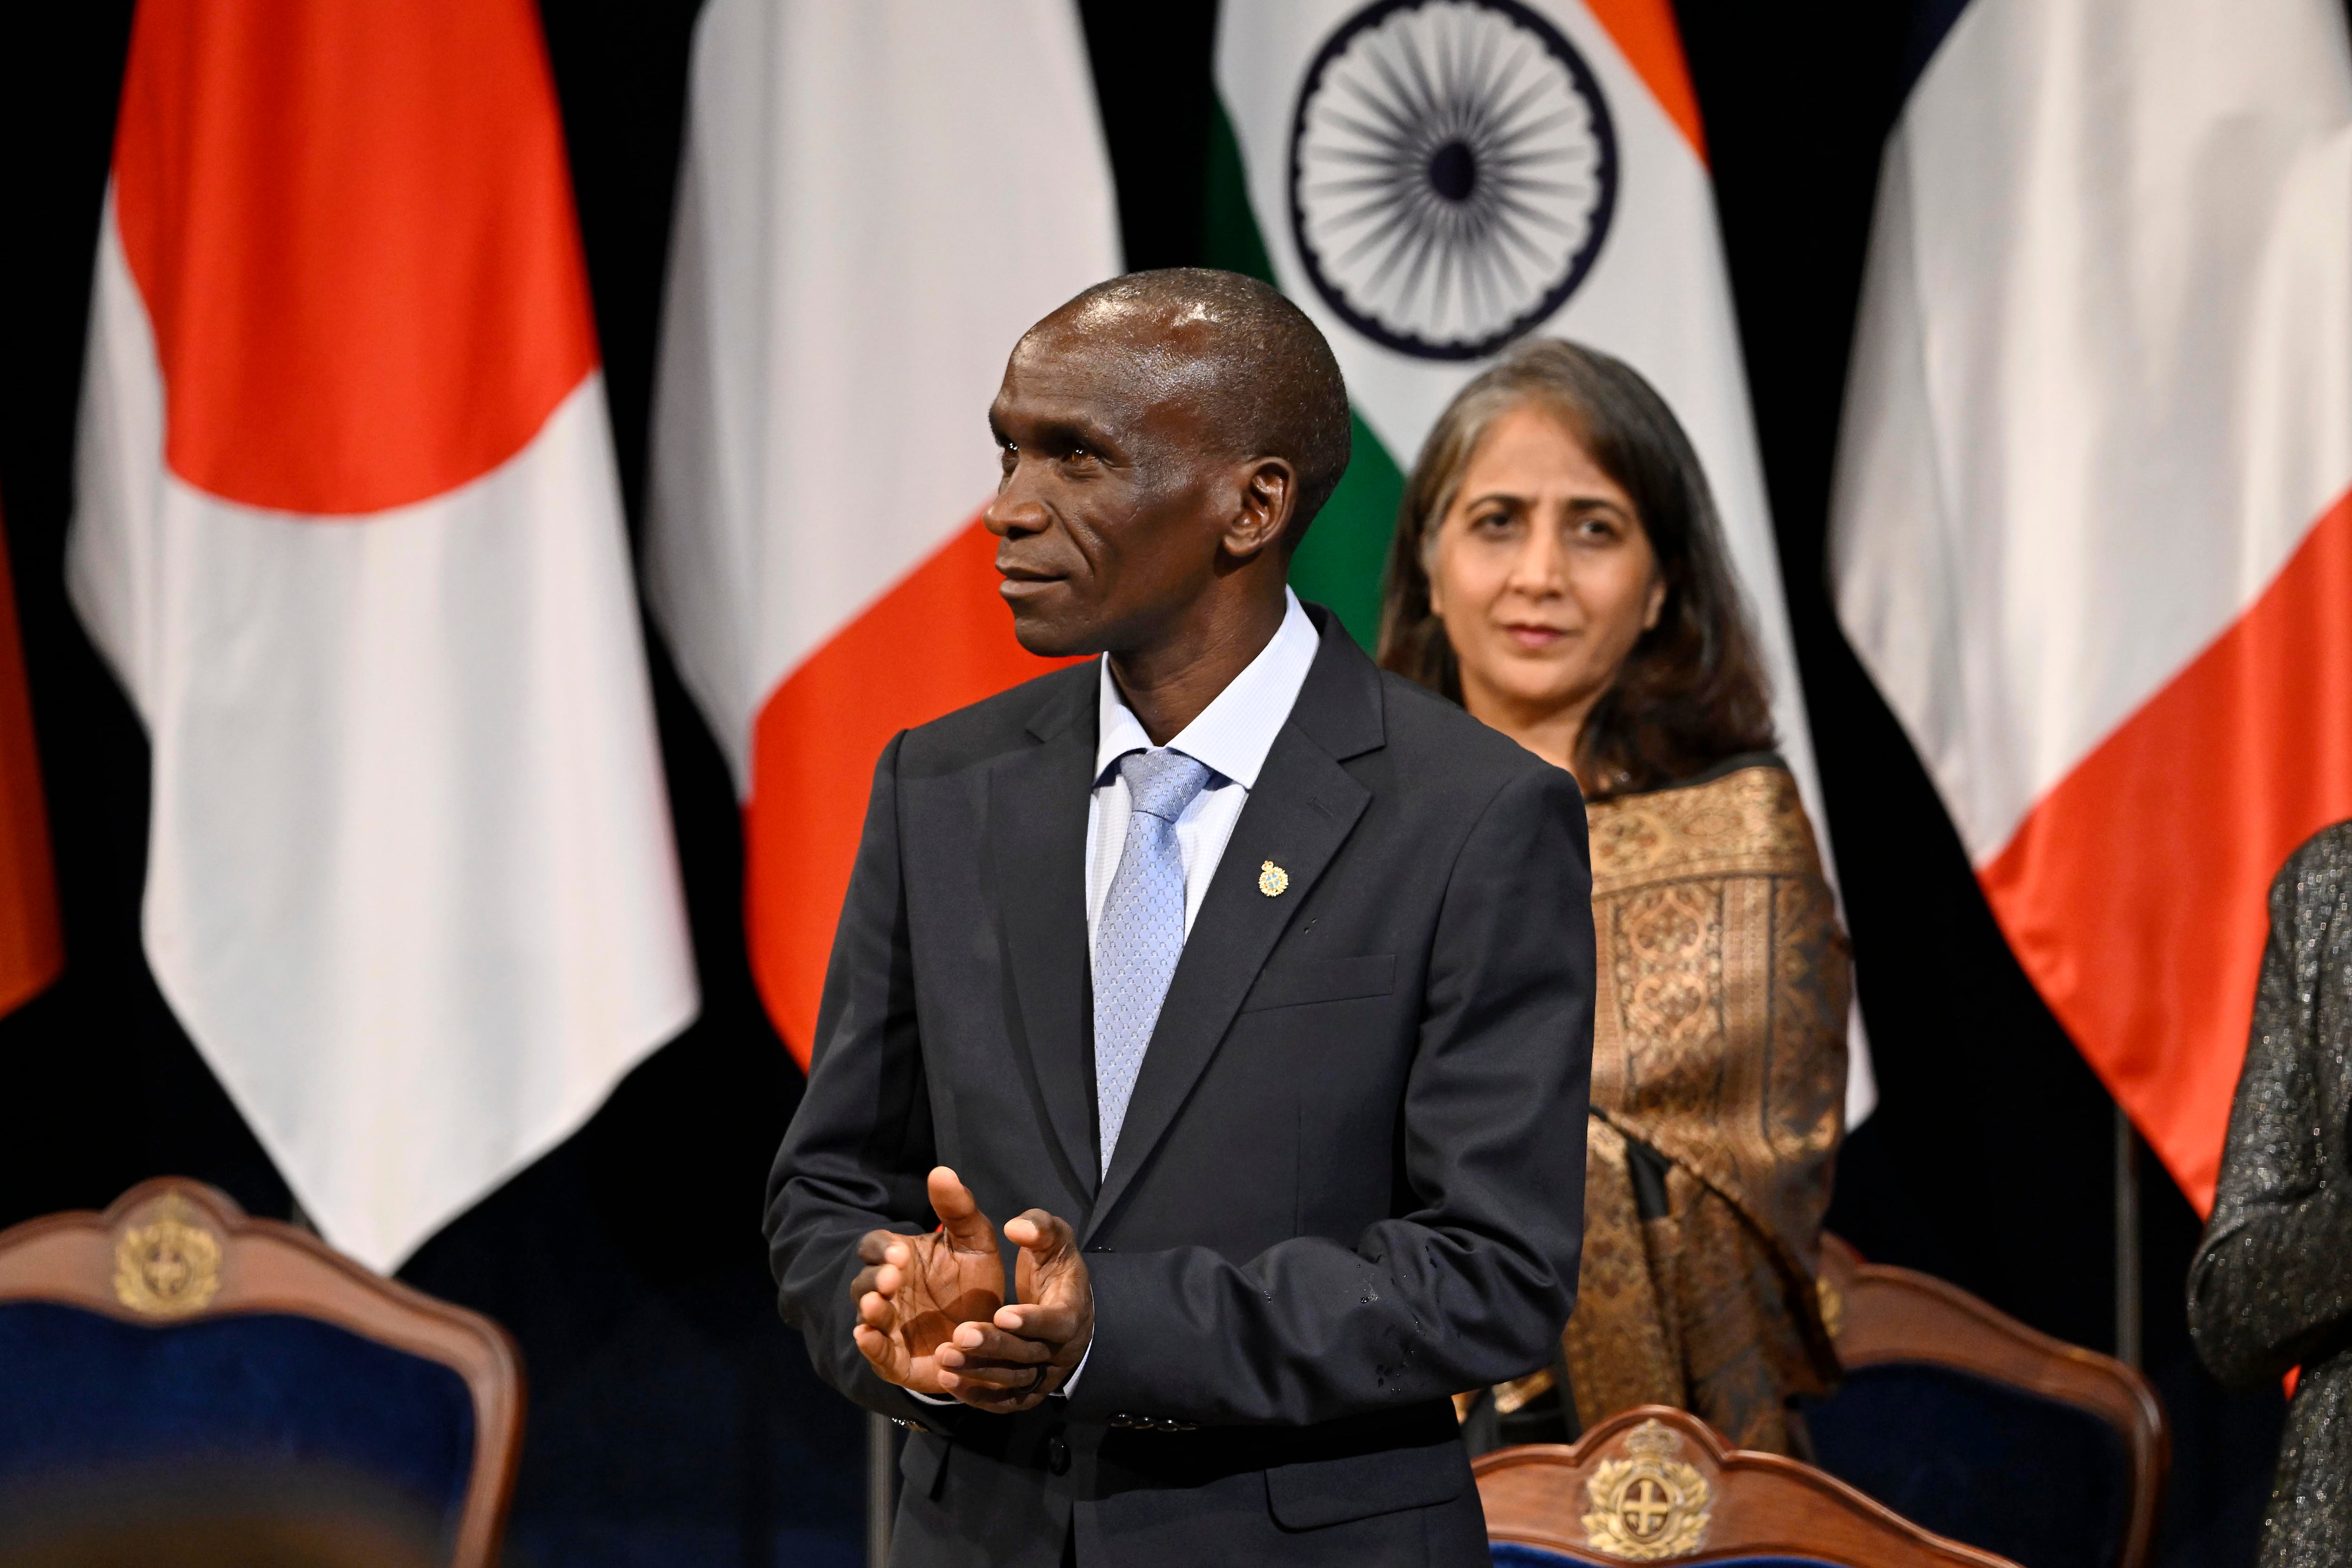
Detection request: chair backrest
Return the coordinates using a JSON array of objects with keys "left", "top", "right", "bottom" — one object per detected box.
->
[
  {"left": 1475, "top": 1404, "right": 2024, "bottom": 1566},
  {"left": 0, "top": 1178, "right": 523, "bottom": 1568},
  {"left": 1807, "top": 1235, "right": 2168, "bottom": 1568}
]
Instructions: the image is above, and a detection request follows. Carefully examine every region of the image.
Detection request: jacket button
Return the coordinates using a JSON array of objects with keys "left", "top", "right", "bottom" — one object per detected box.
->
[{"left": 1047, "top": 1435, "right": 1071, "bottom": 1475}]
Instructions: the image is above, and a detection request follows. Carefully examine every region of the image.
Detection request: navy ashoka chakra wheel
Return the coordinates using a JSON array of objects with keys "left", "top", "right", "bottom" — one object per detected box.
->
[{"left": 1288, "top": 0, "right": 1618, "bottom": 361}]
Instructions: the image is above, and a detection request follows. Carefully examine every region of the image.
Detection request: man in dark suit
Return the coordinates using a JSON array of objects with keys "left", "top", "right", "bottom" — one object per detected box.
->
[{"left": 765, "top": 269, "right": 1594, "bottom": 1567}]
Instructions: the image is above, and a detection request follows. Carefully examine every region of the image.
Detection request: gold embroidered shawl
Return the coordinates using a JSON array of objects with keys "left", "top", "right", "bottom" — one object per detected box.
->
[{"left": 1558, "top": 759, "right": 1849, "bottom": 1453}]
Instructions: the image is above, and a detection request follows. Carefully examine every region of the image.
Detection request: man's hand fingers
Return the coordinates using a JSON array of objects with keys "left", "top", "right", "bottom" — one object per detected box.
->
[
  {"left": 927, "top": 1166, "right": 1001, "bottom": 1253},
  {"left": 935, "top": 1315, "right": 1058, "bottom": 1406},
  {"left": 939, "top": 1359, "right": 1051, "bottom": 1389},
  {"left": 858, "top": 1290, "right": 898, "bottom": 1330},
  {"left": 856, "top": 1230, "right": 898, "bottom": 1266},
  {"left": 992, "top": 1301, "right": 1078, "bottom": 1344},
  {"left": 938, "top": 1368, "right": 1049, "bottom": 1414},
  {"left": 1004, "top": 1208, "right": 1075, "bottom": 1258},
  {"left": 852, "top": 1322, "right": 898, "bottom": 1375},
  {"left": 1009, "top": 1208, "right": 1091, "bottom": 1319},
  {"left": 941, "top": 1322, "right": 1053, "bottom": 1365}
]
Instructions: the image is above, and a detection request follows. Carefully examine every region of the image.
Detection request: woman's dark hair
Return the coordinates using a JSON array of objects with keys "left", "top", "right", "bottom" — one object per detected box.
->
[{"left": 1375, "top": 339, "right": 1774, "bottom": 799}]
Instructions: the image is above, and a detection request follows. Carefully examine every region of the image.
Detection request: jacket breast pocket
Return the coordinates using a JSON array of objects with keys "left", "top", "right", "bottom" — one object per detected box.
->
[{"left": 1239, "top": 954, "right": 1395, "bottom": 1013}]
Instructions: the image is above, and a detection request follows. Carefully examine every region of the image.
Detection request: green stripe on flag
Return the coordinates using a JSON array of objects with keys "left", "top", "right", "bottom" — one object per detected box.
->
[
  {"left": 1205, "top": 100, "right": 1406, "bottom": 651},
  {"left": 1291, "top": 415, "right": 1406, "bottom": 650}
]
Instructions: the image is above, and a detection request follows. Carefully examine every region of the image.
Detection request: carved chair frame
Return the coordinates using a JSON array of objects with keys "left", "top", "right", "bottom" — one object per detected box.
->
[
  {"left": 1818, "top": 1234, "right": 2169, "bottom": 1568},
  {"left": 1475, "top": 1403, "right": 2024, "bottom": 1567},
  {"left": 0, "top": 1177, "right": 524, "bottom": 1568}
]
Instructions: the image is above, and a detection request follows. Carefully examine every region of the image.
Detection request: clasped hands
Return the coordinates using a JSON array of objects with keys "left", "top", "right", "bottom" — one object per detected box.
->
[{"left": 852, "top": 1167, "right": 1092, "bottom": 1413}]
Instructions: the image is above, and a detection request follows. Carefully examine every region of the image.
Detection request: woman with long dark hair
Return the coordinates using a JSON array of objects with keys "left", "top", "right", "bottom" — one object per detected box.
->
[{"left": 1383, "top": 340, "right": 1849, "bottom": 1454}]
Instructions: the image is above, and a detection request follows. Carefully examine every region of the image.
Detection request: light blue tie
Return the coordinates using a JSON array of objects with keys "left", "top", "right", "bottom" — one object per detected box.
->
[{"left": 1093, "top": 748, "right": 1215, "bottom": 1177}]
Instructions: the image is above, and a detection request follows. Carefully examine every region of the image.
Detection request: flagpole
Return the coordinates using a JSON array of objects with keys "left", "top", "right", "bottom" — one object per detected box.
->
[
  {"left": 2114, "top": 1104, "right": 2142, "bottom": 1369},
  {"left": 866, "top": 1411, "right": 895, "bottom": 1567}
]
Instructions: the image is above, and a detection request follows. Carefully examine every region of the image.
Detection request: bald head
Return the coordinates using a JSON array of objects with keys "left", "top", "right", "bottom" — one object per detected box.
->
[
  {"left": 1027, "top": 269, "right": 1352, "bottom": 545},
  {"left": 986, "top": 269, "right": 1346, "bottom": 695}
]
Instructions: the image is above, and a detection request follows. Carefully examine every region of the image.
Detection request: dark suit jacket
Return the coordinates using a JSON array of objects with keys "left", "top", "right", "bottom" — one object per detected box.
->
[
  {"left": 765, "top": 608, "right": 1595, "bottom": 1568},
  {"left": 2190, "top": 823, "right": 2352, "bottom": 1568}
]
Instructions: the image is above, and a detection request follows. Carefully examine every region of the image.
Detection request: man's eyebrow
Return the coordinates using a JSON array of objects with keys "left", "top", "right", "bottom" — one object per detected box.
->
[
  {"left": 1035, "top": 418, "right": 1099, "bottom": 449},
  {"left": 1000, "top": 414, "right": 1117, "bottom": 453}
]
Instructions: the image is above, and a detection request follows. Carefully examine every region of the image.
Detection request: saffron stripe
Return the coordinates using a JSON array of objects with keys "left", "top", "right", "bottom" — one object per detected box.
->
[{"left": 1581, "top": 0, "right": 1706, "bottom": 162}]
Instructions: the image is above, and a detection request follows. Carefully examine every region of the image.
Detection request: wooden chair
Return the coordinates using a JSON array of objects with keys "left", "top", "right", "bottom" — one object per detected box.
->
[
  {"left": 1807, "top": 1234, "right": 2168, "bottom": 1568},
  {"left": 0, "top": 1177, "right": 524, "bottom": 1567},
  {"left": 1476, "top": 1404, "right": 2023, "bottom": 1566}
]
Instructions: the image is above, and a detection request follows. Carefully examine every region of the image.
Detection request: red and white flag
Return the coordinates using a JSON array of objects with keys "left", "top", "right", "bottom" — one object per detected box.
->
[
  {"left": 646, "top": 0, "right": 1119, "bottom": 1065},
  {"left": 0, "top": 508, "right": 60, "bottom": 1019},
  {"left": 72, "top": 0, "right": 698, "bottom": 1268},
  {"left": 1832, "top": 0, "right": 2352, "bottom": 1207}
]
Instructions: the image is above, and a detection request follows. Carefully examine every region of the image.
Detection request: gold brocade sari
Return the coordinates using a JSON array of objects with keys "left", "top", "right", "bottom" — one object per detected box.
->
[{"left": 1499, "top": 757, "right": 1850, "bottom": 1454}]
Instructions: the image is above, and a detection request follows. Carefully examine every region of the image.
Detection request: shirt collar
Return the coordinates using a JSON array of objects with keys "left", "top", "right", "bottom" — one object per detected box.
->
[{"left": 1094, "top": 589, "right": 1319, "bottom": 791}]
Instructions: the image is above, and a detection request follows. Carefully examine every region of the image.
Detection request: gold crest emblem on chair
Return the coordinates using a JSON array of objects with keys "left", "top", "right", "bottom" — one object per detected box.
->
[
  {"left": 1476, "top": 1404, "right": 2021, "bottom": 1566},
  {"left": 111, "top": 1192, "right": 223, "bottom": 1318},
  {"left": 1579, "top": 1418, "right": 1711, "bottom": 1560}
]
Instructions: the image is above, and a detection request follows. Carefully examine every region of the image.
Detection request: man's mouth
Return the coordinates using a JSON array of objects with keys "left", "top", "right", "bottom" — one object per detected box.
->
[{"left": 996, "top": 560, "right": 1066, "bottom": 600}]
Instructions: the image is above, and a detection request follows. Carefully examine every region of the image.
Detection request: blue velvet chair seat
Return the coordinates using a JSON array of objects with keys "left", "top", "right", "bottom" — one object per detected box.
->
[
  {"left": 1491, "top": 1546, "right": 1842, "bottom": 1567},
  {"left": 0, "top": 1300, "right": 475, "bottom": 1532},
  {"left": 1805, "top": 1363, "right": 2128, "bottom": 1568}
]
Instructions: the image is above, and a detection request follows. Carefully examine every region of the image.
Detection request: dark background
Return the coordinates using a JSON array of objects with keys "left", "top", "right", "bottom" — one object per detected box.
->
[{"left": 0, "top": 2, "right": 2291, "bottom": 1564}]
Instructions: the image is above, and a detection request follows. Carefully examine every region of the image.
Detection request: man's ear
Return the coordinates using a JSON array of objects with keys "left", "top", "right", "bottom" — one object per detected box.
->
[{"left": 1223, "top": 457, "right": 1297, "bottom": 561}]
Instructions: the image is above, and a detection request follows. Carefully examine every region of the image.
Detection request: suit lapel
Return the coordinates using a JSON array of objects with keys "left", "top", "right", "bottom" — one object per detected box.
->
[
  {"left": 1085, "top": 615, "right": 1383, "bottom": 1236},
  {"left": 988, "top": 676, "right": 1101, "bottom": 1201}
]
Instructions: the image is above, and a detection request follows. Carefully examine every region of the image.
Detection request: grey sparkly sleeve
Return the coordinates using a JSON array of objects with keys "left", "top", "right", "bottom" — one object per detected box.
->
[{"left": 2187, "top": 832, "right": 2352, "bottom": 1390}]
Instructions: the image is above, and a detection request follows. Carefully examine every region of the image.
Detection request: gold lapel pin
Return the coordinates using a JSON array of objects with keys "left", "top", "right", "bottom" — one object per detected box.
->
[{"left": 1258, "top": 861, "right": 1290, "bottom": 897}]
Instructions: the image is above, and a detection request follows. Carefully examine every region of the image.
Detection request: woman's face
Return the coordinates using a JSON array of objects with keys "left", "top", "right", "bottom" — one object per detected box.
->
[{"left": 1426, "top": 402, "right": 1665, "bottom": 733}]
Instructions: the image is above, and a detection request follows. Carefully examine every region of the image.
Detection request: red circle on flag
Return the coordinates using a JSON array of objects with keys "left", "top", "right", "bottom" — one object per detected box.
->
[{"left": 112, "top": 0, "right": 600, "bottom": 515}]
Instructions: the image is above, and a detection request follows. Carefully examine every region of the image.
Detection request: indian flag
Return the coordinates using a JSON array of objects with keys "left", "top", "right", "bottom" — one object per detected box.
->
[{"left": 1215, "top": 0, "right": 1867, "bottom": 1116}]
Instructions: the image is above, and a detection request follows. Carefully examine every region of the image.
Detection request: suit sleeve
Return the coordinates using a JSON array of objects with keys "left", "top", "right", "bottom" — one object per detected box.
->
[
  {"left": 1065, "top": 763, "right": 1594, "bottom": 1427},
  {"left": 2188, "top": 848, "right": 2352, "bottom": 1389},
  {"left": 762, "top": 732, "right": 958, "bottom": 1428}
]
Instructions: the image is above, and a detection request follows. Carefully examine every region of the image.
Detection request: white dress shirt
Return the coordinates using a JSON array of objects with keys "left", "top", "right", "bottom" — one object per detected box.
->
[
  {"left": 1085, "top": 589, "right": 1321, "bottom": 950},
  {"left": 917, "top": 591, "right": 1320, "bottom": 1406}
]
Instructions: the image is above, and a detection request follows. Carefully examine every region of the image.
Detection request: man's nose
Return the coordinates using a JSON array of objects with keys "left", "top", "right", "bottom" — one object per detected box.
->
[{"left": 985, "top": 469, "right": 1049, "bottom": 538}]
